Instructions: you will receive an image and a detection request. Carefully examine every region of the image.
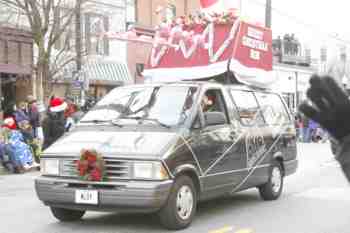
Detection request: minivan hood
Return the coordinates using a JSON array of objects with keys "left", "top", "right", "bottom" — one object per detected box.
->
[{"left": 44, "top": 130, "right": 179, "bottom": 158}]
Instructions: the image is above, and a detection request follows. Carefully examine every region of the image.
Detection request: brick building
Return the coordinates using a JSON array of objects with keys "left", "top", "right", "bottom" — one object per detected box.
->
[
  {"left": 128, "top": 0, "right": 200, "bottom": 83},
  {"left": 0, "top": 26, "right": 33, "bottom": 116}
]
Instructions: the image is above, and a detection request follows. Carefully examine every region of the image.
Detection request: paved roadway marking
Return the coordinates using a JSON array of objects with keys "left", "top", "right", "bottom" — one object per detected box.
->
[
  {"left": 208, "top": 226, "right": 254, "bottom": 233},
  {"left": 208, "top": 226, "right": 234, "bottom": 233},
  {"left": 235, "top": 229, "right": 254, "bottom": 233}
]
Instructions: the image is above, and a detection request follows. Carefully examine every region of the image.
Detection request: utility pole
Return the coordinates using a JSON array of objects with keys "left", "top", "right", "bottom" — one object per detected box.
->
[
  {"left": 239, "top": 0, "right": 242, "bottom": 16},
  {"left": 295, "top": 71, "right": 298, "bottom": 110},
  {"left": 265, "top": 0, "right": 272, "bottom": 28},
  {"left": 75, "top": 0, "right": 83, "bottom": 72},
  {"left": 75, "top": 0, "right": 83, "bottom": 104}
]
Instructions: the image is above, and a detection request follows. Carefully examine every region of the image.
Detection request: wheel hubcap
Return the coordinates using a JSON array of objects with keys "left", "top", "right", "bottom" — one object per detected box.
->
[
  {"left": 271, "top": 167, "right": 282, "bottom": 193},
  {"left": 176, "top": 185, "right": 194, "bottom": 220}
]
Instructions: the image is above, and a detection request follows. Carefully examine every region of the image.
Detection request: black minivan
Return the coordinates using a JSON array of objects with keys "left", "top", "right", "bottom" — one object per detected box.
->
[{"left": 35, "top": 81, "right": 297, "bottom": 230}]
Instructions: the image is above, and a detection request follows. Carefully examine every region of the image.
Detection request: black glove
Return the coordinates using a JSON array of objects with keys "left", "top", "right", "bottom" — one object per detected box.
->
[{"left": 299, "top": 74, "right": 350, "bottom": 141}]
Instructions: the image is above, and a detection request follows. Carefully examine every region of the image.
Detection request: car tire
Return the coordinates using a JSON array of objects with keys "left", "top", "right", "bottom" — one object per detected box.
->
[
  {"left": 50, "top": 207, "right": 85, "bottom": 222},
  {"left": 259, "top": 161, "right": 284, "bottom": 201},
  {"left": 158, "top": 175, "right": 197, "bottom": 230}
]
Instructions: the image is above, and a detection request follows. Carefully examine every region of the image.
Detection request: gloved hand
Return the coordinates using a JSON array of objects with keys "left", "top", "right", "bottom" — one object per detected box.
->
[{"left": 299, "top": 74, "right": 350, "bottom": 141}]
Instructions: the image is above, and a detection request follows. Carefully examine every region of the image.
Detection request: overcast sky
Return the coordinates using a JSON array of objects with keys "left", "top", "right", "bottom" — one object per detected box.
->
[{"left": 241, "top": 0, "right": 350, "bottom": 58}]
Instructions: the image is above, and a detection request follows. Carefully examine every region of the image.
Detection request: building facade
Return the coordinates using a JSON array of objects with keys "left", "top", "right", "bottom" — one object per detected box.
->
[
  {"left": 0, "top": 26, "right": 33, "bottom": 116},
  {"left": 272, "top": 35, "right": 317, "bottom": 113},
  {"left": 52, "top": 0, "right": 135, "bottom": 102},
  {"left": 128, "top": 0, "right": 200, "bottom": 83}
]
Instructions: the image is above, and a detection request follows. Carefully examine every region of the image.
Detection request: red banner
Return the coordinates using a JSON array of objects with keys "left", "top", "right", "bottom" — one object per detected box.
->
[
  {"left": 144, "top": 19, "right": 273, "bottom": 85},
  {"left": 233, "top": 22, "right": 272, "bottom": 71}
]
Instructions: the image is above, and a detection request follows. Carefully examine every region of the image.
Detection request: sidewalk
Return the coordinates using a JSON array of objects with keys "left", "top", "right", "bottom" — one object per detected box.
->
[
  {"left": 0, "top": 163, "right": 40, "bottom": 175},
  {"left": 0, "top": 163, "right": 8, "bottom": 175}
]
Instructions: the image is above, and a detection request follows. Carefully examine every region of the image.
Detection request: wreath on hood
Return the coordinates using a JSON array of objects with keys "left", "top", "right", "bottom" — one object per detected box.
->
[{"left": 76, "top": 149, "right": 106, "bottom": 181}]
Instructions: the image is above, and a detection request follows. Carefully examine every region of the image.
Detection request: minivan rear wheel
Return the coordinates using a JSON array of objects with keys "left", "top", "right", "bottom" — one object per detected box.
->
[
  {"left": 50, "top": 207, "right": 85, "bottom": 222},
  {"left": 158, "top": 175, "right": 197, "bottom": 230},
  {"left": 259, "top": 161, "right": 283, "bottom": 200}
]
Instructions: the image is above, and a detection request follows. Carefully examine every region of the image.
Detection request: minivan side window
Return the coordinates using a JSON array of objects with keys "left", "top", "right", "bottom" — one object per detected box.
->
[
  {"left": 255, "top": 92, "right": 290, "bottom": 125},
  {"left": 229, "top": 90, "right": 264, "bottom": 126},
  {"left": 200, "top": 89, "right": 230, "bottom": 125}
]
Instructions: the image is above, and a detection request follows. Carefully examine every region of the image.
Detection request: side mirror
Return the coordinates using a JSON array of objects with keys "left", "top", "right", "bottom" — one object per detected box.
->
[
  {"left": 191, "top": 114, "right": 202, "bottom": 129},
  {"left": 204, "top": 112, "right": 227, "bottom": 126}
]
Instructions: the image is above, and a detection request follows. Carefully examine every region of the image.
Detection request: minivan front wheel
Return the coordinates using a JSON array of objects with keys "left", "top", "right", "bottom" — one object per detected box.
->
[
  {"left": 158, "top": 175, "right": 197, "bottom": 230},
  {"left": 50, "top": 207, "right": 85, "bottom": 222},
  {"left": 259, "top": 161, "right": 283, "bottom": 200}
]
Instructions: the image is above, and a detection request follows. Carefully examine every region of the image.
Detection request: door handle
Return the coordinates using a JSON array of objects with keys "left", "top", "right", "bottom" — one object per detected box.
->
[{"left": 229, "top": 132, "right": 237, "bottom": 141}]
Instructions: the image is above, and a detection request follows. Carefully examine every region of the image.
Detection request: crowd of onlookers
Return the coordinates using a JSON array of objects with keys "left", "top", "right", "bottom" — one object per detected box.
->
[
  {"left": 295, "top": 113, "right": 328, "bottom": 143},
  {"left": 0, "top": 95, "right": 87, "bottom": 174}
]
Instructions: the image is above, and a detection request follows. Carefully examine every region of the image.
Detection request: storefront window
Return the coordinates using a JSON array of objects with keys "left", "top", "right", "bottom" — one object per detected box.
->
[
  {"left": 85, "top": 13, "right": 109, "bottom": 55},
  {"left": 126, "top": 0, "right": 136, "bottom": 24},
  {"left": 164, "top": 4, "right": 176, "bottom": 23}
]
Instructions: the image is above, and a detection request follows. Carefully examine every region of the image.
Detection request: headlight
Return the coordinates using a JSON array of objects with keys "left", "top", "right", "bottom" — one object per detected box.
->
[
  {"left": 133, "top": 161, "right": 169, "bottom": 180},
  {"left": 41, "top": 159, "right": 59, "bottom": 176}
]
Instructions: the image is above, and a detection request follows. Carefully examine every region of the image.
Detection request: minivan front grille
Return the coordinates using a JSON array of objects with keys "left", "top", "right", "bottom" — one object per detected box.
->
[{"left": 60, "top": 158, "right": 132, "bottom": 181}]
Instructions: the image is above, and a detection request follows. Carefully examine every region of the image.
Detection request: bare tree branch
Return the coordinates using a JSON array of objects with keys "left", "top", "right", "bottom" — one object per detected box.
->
[
  {"left": 1, "top": 0, "right": 24, "bottom": 9},
  {"left": 51, "top": 46, "right": 88, "bottom": 77},
  {"left": 0, "top": 0, "right": 90, "bottom": 101}
]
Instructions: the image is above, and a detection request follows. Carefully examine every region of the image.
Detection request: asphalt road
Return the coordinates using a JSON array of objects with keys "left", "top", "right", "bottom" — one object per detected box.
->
[{"left": 1, "top": 143, "right": 349, "bottom": 233}]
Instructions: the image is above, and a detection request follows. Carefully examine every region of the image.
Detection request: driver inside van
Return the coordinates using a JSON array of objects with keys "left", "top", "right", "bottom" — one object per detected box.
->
[{"left": 201, "top": 93, "right": 215, "bottom": 112}]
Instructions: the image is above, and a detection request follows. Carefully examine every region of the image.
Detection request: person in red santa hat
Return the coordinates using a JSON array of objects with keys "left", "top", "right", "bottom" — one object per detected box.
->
[
  {"left": 2, "top": 117, "right": 17, "bottom": 130},
  {"left": 42, "top": 97, "right": 68, "bottom": 150}
]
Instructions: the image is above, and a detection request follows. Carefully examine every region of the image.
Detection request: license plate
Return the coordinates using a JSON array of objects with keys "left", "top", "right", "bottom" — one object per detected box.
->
[{"left": 75, "top": 190, "right": 98, "bottom": 205}]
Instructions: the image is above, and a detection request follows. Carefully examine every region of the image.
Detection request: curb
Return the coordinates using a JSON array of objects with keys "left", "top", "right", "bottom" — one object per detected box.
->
[
  {"left": 0, "top": 164, "right": 40, "bottom": 175},
  {"left": 0, "top": 164, "right": 8, "bottom": 175}
]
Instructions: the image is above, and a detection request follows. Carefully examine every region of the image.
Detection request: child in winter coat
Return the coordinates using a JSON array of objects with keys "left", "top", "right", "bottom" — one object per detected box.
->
[{"left": 1, "top": 118, "right": 37, "bottom": 173}]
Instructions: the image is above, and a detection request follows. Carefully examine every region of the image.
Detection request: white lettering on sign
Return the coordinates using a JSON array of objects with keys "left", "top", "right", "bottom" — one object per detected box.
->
[
  {"left": 247, "top": 27, "right": 264, "bottom": 40},
  {"left": 242, "top": 36, "right": 268, "bottom": 51},
  {"left": 250, "top": 49, "right": 260, "bottom": 60},
  {"left": 150, "top": 20, "right": 241, "bottom": 67}
]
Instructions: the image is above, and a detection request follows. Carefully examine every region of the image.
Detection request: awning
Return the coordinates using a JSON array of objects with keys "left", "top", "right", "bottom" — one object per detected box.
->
[
  {"left": 0, "top": 63, "right": 31, "bottom": 75},
  {"left": 83, "top": 61, "right": 132, "bottom": 85},
  {"left": 57, "top": 61, "right": 132, "bottom": 86}
]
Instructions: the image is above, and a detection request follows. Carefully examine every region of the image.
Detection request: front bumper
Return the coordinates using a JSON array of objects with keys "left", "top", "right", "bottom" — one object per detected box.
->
[{"left": 35, "top": 176, "right": 173, "bottom": 213}]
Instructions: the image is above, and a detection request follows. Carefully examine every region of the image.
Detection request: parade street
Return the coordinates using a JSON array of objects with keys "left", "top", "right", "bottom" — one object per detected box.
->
[{"left": 0, "top": 142, "right": 349, "bottom": 233}]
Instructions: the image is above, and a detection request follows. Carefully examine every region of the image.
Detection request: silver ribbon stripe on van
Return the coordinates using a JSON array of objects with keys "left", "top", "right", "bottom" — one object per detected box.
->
[{"left": 230, "top": 125, "right": 289, "bottom": 194}]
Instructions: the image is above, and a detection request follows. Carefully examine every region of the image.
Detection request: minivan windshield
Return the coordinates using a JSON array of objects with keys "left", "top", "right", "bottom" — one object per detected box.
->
[{"left": 80, "top": 85, "right": 198, "bottom": 127}]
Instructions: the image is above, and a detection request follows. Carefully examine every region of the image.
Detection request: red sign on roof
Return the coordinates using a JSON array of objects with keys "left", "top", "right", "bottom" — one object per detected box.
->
[{"left": 143, "top": 18, "right": 274, "bottom": 87}]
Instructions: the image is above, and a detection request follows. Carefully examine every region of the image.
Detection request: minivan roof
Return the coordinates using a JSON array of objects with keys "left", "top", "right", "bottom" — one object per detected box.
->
[{"left": 123, "top": 81, "right": 272, "bottom": 92}]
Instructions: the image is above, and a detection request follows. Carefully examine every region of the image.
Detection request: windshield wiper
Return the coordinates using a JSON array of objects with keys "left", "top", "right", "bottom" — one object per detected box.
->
[
  {"left": 80, "top": 119, "right": 123, "bottom": 127},
  {"left": 143, "top": 118, "right": 171, "bottom": 129},
  {"left": 110, "top": 119, "right": 123, "bottom": 127},
  {"left": 80, "top": 119, "right": 109, "bottom": 123},
  {"left": 119, "top": 116, "right": 171, "bottom": 129}
]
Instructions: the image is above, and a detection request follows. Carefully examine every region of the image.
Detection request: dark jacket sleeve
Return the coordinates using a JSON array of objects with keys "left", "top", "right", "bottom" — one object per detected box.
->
[
  {"left": 42, "top": 118, "right": 51, "bottom": 150},
  {"left": 29, "top": 107, "right": 40, "bottom": 127},
  {"left": 332, "top": 135, "right": 350, "bottom": 181}
]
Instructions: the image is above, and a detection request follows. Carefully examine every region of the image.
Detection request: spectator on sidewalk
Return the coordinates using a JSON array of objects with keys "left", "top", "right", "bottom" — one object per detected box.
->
[
  {"left": 1, "top": 118, "right": 38, "bottom": 173},
  {"left": 27, "top": 95, "right": 40, "bottom": 138},
  {"left": 309, "top": 119, "right": 319, "bottom": 142},
  {"left": 42, "top": 97, "right": 67, "bottom": 150},
  {"left": 301, "top": 115, "right": 310, "bottom": 142},
  {"left": 14, "top": 102, "right": 29, "bottom": 127}
]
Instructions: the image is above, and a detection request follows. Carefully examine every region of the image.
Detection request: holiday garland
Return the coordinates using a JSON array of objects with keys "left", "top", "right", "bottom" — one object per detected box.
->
[
  {"left": 76, "top": 149, "right": 106, "bottom": 182},
  {"left": 150, "top": 15, "right": 242, "bottom": 67},
  {"left": 105, "top": 10, "right": 265, "bottom": 67}
]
